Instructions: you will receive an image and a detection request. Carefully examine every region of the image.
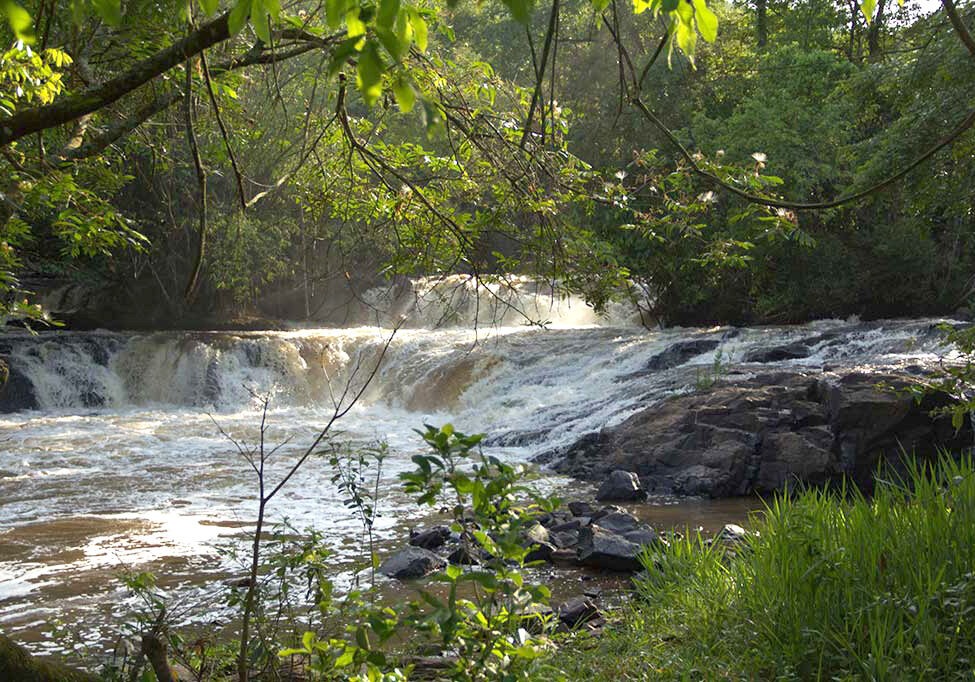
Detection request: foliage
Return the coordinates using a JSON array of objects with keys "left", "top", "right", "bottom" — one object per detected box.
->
[
  {"left": 898, "top": 324, "right": 975, "bottom": 437},
  {"left": 540, "top": 453, "right": 975, "bottom": 681},
  {"left": 0, "top": 41, "right": 71, "bottom": 115},
  {"left": 285, "top": 423, "right": 560, "bottom": 681}
]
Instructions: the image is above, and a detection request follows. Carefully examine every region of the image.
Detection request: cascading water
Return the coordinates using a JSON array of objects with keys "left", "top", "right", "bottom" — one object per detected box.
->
[{"left": 0, "top": 276, "right": 961, "bottom": 652}]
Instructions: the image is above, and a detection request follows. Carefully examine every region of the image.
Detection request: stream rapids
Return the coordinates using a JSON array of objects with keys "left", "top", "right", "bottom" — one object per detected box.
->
[{"left": 0, "top": 277, "right": 960, "bottom": 654}]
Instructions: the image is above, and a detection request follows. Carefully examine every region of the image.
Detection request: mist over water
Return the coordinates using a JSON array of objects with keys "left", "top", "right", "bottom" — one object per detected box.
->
[{"left": 0, "top": 277, "right": 960, "bottom": 652}]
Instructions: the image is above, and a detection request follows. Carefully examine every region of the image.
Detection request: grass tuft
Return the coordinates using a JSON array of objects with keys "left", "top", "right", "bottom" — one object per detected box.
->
[{"left": 538, "top": 453, "right": 975, "bottom": 681}]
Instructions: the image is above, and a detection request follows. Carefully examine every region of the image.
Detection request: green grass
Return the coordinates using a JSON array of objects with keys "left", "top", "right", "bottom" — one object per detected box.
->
[{"left": 537, "top": 454, "right": 975, "bottom": 681}]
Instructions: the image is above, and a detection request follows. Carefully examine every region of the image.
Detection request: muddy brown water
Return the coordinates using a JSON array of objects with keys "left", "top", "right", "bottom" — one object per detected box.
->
[{"left": 0, "top": 484, "right": 760, "bottom": 661}]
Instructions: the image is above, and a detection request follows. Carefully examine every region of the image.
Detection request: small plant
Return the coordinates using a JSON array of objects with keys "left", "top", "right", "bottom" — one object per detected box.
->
[
  {"left": 694, "top": 346, "right": 732, "bottom": 391},
  {"left": 912, "top": 324, "right": 975, "bottom": 437},
  {"left": 329, "top": 439, "right": 390, "bottom": 590},
  {"left": 286, "top": 424, "right": 560, "bottom": 681}
]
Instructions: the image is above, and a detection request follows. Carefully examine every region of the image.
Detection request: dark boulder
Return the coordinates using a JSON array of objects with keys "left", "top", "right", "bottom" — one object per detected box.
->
[
  {"left": 525, "top": 541, "right": 557, "bottom": 563},
  {"left": 645, "top": 339, "right": 721, "bottom": 371},
  {"left": 622, "top": 526, "right": 663, "bottom": 548},
  {"left": 743, "top": 343, "right": 810, "bottom": 363},
  {"left": 567, "top": 501, "right": 596, "bottom": 517},
  {"left": 588, "top": 510, "right": 640, "bottom": 534},
  {"left": 596, "top": 470, "right": 647, "bottom": 502},
  {"left": 0, "top": 359, "right": 38, "bottom": 413},
  {"left": 447, "top": 545, "right": 482, "bottom": 566},
  {"left": 409, "top": 525, "right": 452, "bottom": 550},
  {"left": 379, "top": 547, "right": 446, "bottom": 580},
  {"left": 576, "top": 526, "right": 644, "bottom": 572},
  {"left": 557, "top": 597, "right": 600, "bottom": 627}
]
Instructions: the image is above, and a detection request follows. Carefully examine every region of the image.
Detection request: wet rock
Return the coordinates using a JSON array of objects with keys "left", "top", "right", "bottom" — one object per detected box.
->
[
  {"left": 525, "top": 541, "right": 557, "bottom": 563},
  {"left": 645, "top": 339, "right": 721, "bottom": 371},
  {"left": 622, "top": 526, "right": 663, "bottom": 547},
  {"left": 379, "top": 547, "right": 446, "bottom": 580},
  {"left": 551, "top": 530, "right": 579, "bottom": 548},
  {"left": 591, "top": 505, "right": 626, "bottom": 521},
  {"left": 549, "top": 369, "right": 973, "bottom": 497},
  {"left": 0, "top": 360, "right": 38, "bottom": 413},
  {"left": 550, "top": 519, "right": 583, "bottom": 533},
  {"left": 447, "top": 545, "right": 482, "bottom": 566},
  {"left": 596, "top": 470, "right": 647, "bottom": 502},
  {"left": 557, "top": 597, "right": 600, "bottom": 627},
  {"left": 744, "top": 343, "right": 810, "bottom": 363},
  {"left": 409, "top": 525, "right": 451, "bottom": 550},
  {"left": 716, "top": 523, "right": 750, "bottom": 544},
  {"left": 568, "top": 501, "right": 596, "bottom": 517},
  {"left": 549, "top": 548, "right": 578, "bottom": 563},
  {"left": 577, "top": 526, "right": 644, "bottom": 572},
  {"left": 589, "top": 510, "right": 640, "bottom": 534},
  {"left": 524, "top": 523, "right": 550, "bottom": 546}
]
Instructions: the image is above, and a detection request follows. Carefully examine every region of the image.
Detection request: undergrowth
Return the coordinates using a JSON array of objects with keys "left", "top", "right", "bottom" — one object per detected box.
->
[{"left": 542, "top": 454, "right": 975, "bottom": 681}]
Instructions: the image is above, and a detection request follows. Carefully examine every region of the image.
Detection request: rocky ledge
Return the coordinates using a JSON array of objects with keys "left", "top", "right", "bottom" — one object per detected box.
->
[{"left": 546, "top": 368, "right": 973, "bottom": 497}]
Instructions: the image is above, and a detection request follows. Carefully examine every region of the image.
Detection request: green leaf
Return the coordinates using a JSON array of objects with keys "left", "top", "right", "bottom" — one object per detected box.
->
[
  {"left": 91, "top": 0, "right": 122, "bottom": 25},
  {"left": 408, "top": 9, "right": 428, "bottom": 51},
  {"left": 860, "top": 0, "right": 875, "bottom": 23},
  {"left": 445, "top": 564, "right": 462, "bottom": 581},
  {"left": 199, "top": 0, "right": 218, "bottom": 15},
  {"left": 262, "top": 0, "right": 281, "bottom": 19},
  {"left": 252, "top": 0, "right": 271, "bottom": 43},
  {"left": 675, "top": 1, "right": 696, "bottom": 61},
  {"left": 1, "top": 0, "right": 34, "bottom": 41},
  {"left": 335, "top": 646, "right": 355, "bottom": 667},
  {"left": 356, "top": 40, "right": 384, "bottom": 106},
  {"left": 592, "top": 0, "right": 611, "bottom": 10},
  {"left": 377, "top": 0, "right": 399, "bottom": 28},
  {"left": 500, "top": 0, "right": 531, "bottom": 25},
  {"left": 326, "top": 0, "right": 346, "bottom": 27},
  {"left": 346, "top": 7, "right": 366, "bottom": 36},
  {"left": 392, "top": 75, "right": 415, "bottom": 112},
  {"left": 328, "top": 36, "right": 364, "bottom": 77},
  {"left": 691, "top": 0, "right": 716, "bottom": 42},
  {"left": 228, "top": 0, "right": 251, "bottom": 36},
  {"left": 376, "top": 26, "right": 404, "bottom": 60}
]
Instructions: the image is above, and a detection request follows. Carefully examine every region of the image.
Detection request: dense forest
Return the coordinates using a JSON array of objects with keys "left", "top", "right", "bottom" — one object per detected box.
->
[{"left": 2, "top": 0, "right": 973, "bottom": 330}]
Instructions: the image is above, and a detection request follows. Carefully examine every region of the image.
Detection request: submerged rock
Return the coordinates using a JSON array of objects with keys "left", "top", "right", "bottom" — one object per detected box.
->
[{"left": 379, "top": 547, "right": 446, "bottom": 580}]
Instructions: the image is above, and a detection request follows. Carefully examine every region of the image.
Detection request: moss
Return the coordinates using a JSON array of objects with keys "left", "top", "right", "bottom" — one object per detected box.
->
[{"left": 0, "top": 635, "right": 100, "bottom": 682}]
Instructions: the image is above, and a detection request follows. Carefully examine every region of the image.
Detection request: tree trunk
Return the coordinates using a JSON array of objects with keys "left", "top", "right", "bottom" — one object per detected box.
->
[
  {"left": 867, "top": 0, "right": 888, "bottom": 61},
  {"left": 756, "top": 0, "right": 768, "bottom": 49}
]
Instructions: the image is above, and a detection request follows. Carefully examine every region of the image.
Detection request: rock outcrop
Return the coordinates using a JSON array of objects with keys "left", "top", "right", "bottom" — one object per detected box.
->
[{"left": 552, "top": 369, "right": 972, "bottom": 497}]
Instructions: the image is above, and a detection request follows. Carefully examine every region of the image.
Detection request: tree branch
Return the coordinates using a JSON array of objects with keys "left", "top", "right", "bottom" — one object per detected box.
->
[
  {"left": 0, "top": 11, "right": 232, "bottom": 147},
  {"left": 183, "top": 60, "right": 208, "bottom": 305}
]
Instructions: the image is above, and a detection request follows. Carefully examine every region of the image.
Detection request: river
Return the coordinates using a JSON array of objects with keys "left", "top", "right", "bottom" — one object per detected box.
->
[{"left": 0, "top": 278, "right": 957, "bottom": 655}]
